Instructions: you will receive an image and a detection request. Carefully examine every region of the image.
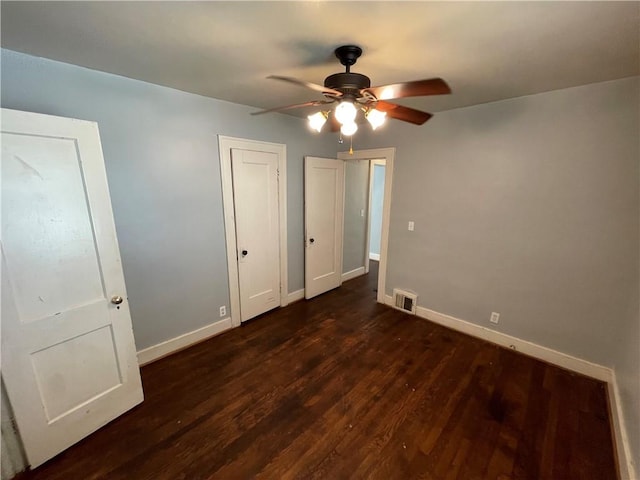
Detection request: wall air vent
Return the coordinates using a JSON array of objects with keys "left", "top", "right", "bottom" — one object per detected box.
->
[{"left": 392, "top": 289, "right": 417, "bottom": 314}]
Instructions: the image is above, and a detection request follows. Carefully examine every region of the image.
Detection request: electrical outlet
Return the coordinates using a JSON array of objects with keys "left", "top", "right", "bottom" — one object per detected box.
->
[
  {"left": 408, "top": 221, "right": 415, "bottom": 231},
  {"left": 490, "top": 312, "right": 500, "bottom": 324},
  {"left": 219, "top": 306, "right": 226, "bottom": 317}
]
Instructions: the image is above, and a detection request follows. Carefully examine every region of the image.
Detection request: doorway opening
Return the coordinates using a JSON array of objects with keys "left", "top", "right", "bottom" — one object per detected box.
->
[
  {"left": 366, "top": 159, "right": 385, "bottom": 296},
  {"left": 337, "top": 147, "right": 395, "bottom": 305}
]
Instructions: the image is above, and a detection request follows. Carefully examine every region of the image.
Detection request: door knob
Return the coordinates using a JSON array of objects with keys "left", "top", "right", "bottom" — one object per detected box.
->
[
  {"left": 241, "top": 250, "right": 248, "bottom": 256},
  {"left": 309, "top": 238, "right": 315, "bottom": 244},
  {"left": 111, "top": 295, "right": 124, "bottom": 305}
]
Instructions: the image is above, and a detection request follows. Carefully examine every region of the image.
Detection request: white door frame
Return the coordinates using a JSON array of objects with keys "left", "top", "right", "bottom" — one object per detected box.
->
[
  {"left": 364, "top": 159, "right": 386, "bottom": 274},
  {"left": 338, "top": 147, "right": 395, "bottom": 305},
  {"left": 218, "top": 136, "right": 288, "bottom": 327}
]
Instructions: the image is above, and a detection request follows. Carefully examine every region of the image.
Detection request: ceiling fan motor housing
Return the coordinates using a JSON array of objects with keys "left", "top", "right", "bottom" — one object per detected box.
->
[
  {"left": 325, "top": 45, "right": 371, "bottom": 97},
  {"left": 324, "top": 72, "right": 371, "bottom": 97}
]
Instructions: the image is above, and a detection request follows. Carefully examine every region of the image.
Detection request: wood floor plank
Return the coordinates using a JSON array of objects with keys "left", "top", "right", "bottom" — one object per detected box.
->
[{"left": 17, "top": 262, "right": 618, "bottom": 479}]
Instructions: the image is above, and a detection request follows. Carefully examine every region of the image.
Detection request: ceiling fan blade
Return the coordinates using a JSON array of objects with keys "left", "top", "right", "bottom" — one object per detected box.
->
[
  {"left": 267, "top": 75, "right": 343, "bottom": 97},
  {"left": 251, "top": 100, "right": 333, "bottom": 116},
  {"left": 376, "top": 101, "right": 433, "bottom": 125},
  {"left": 364, "top": 78, "right": 451, "bottom": 100}
]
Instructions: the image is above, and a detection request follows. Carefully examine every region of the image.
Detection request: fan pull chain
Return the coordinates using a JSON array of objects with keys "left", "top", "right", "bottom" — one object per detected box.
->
[{"left": 349, "top": 136, "right": 353, "bottom": 155}]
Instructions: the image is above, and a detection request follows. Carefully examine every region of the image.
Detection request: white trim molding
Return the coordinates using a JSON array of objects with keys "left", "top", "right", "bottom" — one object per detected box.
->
[
  {"left": 384, "top": 295, "right": 610, "bottom": 380},
  {"left": 287, "top": 289, "right": 305, "bottom": 304},
  {"left": 137, "top": 318, "right": 233, "bottom": 366},
  {"left": 383, "top": 295, "right": 636, "bottom": 478},
  {"left": 218, "top": 136, "right": 288, "bottom": 327},
  {"left": 369, "top": 253, "right": 380, "bottom": 261},
  {"left": 607, "top": 374, "right": 638, "bottom": 480},
  {"left": 342, "top": 266, "right": 366, "bottom": 282},
  {"left": 416, "top": 305, "right": 612, "bottom": 380},
  {"left": 338, "top": 148, "right": 395, "bottom": 305}
]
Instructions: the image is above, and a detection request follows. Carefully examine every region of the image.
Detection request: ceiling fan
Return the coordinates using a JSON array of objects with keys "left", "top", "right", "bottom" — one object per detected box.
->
[{"left": 251, "top": 45, "right": 451, "bottom": 136}]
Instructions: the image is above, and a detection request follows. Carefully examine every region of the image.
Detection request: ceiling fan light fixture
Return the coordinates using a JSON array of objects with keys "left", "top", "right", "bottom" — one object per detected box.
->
[
  {"left": 254, "top": 46, "right": 450, "bottom": 137},
  {"left": 366, "top": 109, "right": 387, "bottom": 130},
  {"left": 340, "top": 121, "right": 358, "bottom": 137},
  {"left": 334, "top": 101, "right": 357, "bottom": 125},
  {"left": 307, "top": 111, "right": 328, "bottom": 132}
]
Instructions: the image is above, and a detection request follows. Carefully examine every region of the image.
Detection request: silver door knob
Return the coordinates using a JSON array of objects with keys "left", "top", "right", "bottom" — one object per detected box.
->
[{"left": 111, "top": 295, "right": 124, "bottom": 305}]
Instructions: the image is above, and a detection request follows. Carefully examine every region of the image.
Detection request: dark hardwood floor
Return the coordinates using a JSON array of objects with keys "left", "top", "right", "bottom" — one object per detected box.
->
[{"left": 20, "top": 262, "right": 618, "bottom": 479}]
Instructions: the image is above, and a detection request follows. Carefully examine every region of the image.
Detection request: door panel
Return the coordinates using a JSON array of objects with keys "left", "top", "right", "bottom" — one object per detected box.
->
[
  {"left": 1, "top": 109, "right": 143, "bottom": 468},
  {"left": 231, "top": 148, "right": 280, "bottom": 321},
  {"left": 29, "top": 324, "right": 121, "bottom": 421},
  {"left": 2, "top": 134, "right": 104, "bottom": 323},
  {"left": 304, "top": 157, "right": 344, "bottom": 299}
]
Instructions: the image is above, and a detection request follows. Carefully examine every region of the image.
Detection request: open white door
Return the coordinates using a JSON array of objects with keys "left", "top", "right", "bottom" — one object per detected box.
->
[
  {"left": 304, "top": 156, "right": 345, "bottom": 299},
  {"left": 231, "top": 148, "right": 281, "bottom": 322},
  {"left": 1, "top": 109, "right": 143, "bottom": 468}
]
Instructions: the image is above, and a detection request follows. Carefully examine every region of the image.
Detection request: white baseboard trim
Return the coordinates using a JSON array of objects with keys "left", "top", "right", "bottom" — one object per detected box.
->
[
  {"left": 383, "top": 294, "right": 635, "bottom": 477},
  {"left": 383, "top": 295, "right": 610, "bottom": 380},
  {"left": 287, "top": 289, "right": 305, "bottom": 304},
  {"left": 369, "top": 253, "right": 380, "bottom": 261},
  {"left": 418, "top": 307, "right": 613, "bottom": 380},
  {"left": 342, "top": 266, "right": 366, "bottom": 282},
  {"left": 607, "top": 373, "right": 637, "bottom": 480},
  {"left": 137, "top": 317, "right": 234, "bottom": 366}
]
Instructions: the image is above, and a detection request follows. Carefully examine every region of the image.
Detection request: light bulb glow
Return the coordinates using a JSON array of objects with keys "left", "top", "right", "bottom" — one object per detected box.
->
[
  {"left": 340, "top": 121, "right": 358, "bottom": 137},
  {"left": 307, "top": 111, "right": 327, "bottom": 132},
  {"left": 334, "top": 101, "right": 357, "bottom": 125},
  {"left": 366, "top": 109, "right": 387, "bottom": 130},
  {"left": 379, "top": 87, "right": 397, "bottom": 100}
]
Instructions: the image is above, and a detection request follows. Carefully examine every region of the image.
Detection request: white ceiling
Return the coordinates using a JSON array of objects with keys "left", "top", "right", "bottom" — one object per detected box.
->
[{"left": 2, "top": 1, "right": 638, "bottom": 117}]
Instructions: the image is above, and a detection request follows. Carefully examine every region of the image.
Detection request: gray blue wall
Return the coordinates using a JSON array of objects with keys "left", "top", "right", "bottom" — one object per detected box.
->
[
  {"left": 357, "top": 76, "right": 640, "bottom": 470},
  {"left": 0, "top": 49, "right": 338, "bottom": 351}
]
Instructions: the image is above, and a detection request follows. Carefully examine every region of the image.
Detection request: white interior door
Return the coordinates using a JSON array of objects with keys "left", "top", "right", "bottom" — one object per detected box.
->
[
  {"left": 304, "top": 156, "right": 345, "bottom": 299},
  {"left": 231, "top": 148, "right": 281, "bottom": 322},
  {"left": 1, "top": 109, "right": 143, "bottom": 468}
]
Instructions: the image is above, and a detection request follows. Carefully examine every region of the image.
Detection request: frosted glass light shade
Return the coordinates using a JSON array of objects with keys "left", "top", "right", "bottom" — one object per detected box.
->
[
  {"left": 334, "top": 101, "right": 357, "bottom": 125},
  {"left": 307, "top": 111, "right": 327, "bottom": 132},
  {"left": 340, "top": 121, "right": 358, "bottom": 136},
  {"left": 366, "top": 109, "right": 387, "bottom": 130}
]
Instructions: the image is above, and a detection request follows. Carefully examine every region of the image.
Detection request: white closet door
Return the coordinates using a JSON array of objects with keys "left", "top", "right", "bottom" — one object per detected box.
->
[
  {"left": 231, "top": 148, "right": 281, "bottom": 321},
  {"left": 304, "top": 156, "right": 345, "bottom": 299}
]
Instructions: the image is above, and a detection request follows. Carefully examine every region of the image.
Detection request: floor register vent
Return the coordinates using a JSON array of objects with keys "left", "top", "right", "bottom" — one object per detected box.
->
[{"left": 393, "top": 289, "right": 417, "bottom": 314}]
